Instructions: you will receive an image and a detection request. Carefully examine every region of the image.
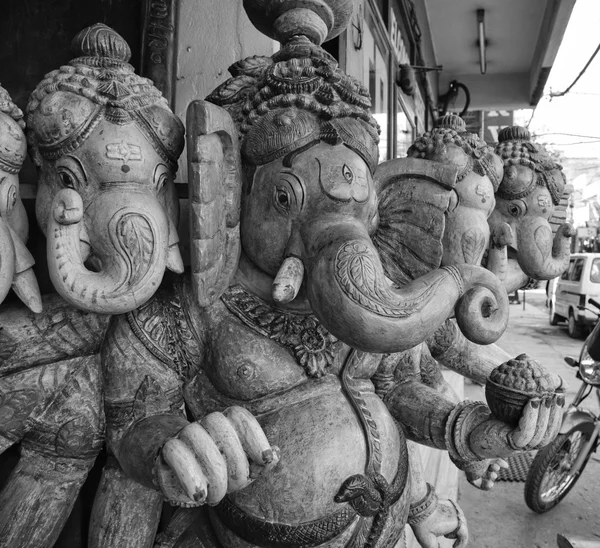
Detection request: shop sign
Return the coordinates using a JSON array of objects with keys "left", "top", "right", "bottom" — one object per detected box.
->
[{"left": 389, "top": 10, "right": 409, "bottom": 63}]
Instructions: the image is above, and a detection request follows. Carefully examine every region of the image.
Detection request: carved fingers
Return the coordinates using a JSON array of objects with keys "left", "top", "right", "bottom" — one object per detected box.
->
[
  {"left": 156, "top": 423, "right": 228, "bottom": 506},
  {"left": 155, "top": 406, "right": 280, "bottom": 507},
  {"left": 464, "top": 458, "right": 508, "bottom": 491},
  {"left": 539, "top": 391, "right": 566, "bottom": 447},
  {"left": 508, "top": 393, "right": 565, "bottom": 451},
  {"left": 410, "top": 498, "right": 468, "bottom": 548},
  {"left": 557, "top": 222, "right": 576, "bottom": 240},
  {"left": 444, "top": 500, "right": 468, "bottom": 548},
  {"left": 491, "top": 222, "right": 513, "bottom": 249}
]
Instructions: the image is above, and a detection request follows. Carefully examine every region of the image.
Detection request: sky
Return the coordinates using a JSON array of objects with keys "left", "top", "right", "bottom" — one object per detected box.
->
[{"left": 515, "top": 0, "right": 600, "bottom": 160}]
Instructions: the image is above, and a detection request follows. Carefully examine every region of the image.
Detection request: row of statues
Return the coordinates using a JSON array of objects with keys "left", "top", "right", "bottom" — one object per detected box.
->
[{"left": 0, "top": 1, "right": 574, "bottom": 547}]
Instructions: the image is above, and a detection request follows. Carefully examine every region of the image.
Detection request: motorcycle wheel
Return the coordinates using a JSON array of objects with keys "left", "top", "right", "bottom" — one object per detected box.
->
[{"left": 524, "top": 426, "right": 592, "bottom": 513}]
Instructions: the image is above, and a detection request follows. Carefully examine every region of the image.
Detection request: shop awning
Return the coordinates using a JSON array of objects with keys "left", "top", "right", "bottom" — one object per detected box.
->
[{"left": 422, "top": 0, "right": 576, "bottom": 110}]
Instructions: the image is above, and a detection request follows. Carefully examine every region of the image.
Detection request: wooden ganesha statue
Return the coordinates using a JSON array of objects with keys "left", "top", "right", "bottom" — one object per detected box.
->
[
  {"left": 1, "top": 9, "right": 564, "bottom": 548},
  {"left": 22, "top": 6, "right": 558, "bottom": 548},
  {"left": 488, "top": 125, "right": 575, "bottom": 292},
  {"left": 371, "top": 114, "right": 564, "bottom": 491},
  {"left": 27, "top": 23, "right": 185, "bottom": 315},
  {"left": 0, "top": 85, "right": 41, "bottom": 312},
  {"left": 0, "top": 23, "right": 185, "bottom": 548}
]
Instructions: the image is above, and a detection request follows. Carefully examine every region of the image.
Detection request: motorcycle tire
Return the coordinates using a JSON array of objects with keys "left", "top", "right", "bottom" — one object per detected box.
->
[{"left": 524, "top": 426, "right": 593, "bottom": 514}]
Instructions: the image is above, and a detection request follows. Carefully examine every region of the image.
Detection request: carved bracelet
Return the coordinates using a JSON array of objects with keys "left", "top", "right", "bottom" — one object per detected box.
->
[
  {"left": 407, "top": 483, "right": 438, "bottom": 525},
  {"left": 445, "top": 400, "right": 490, "bottom": 463}
]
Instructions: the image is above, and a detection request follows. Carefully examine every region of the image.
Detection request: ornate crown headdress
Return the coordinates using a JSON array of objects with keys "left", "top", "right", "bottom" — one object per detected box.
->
[
  {"left": 494, "top": 126, "right": 565, "bottom": 205},
  {"left": 0, "top": 84, "right": 27, "bottom": 174},
  {"left": 206, "top": 3, "right": 380, "bottom": 174},
  {"left": 407, "top": 114, "right": 502, "bottom": 190},
  {"left": 26, "top": 24, "right": 184, "bottom": 172}
]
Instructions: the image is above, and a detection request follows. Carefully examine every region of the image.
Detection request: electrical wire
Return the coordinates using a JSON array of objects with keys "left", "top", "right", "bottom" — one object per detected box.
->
[
  {"left": 542, "top": 140, "right": 600, "bottom": 146},
  {"left": 549, "top": 42, "right": 600, "bottom": 98},
  {"left": 526, "top": 103, "right": 540, "bottom": 128},
  {"left": 535, "top": 132, "right": 600, "bottom": 139}
]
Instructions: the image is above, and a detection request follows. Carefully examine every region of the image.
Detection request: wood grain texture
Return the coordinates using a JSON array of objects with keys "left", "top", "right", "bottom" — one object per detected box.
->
[
  {"left": 186, "top": 100, "right": 241, "bottom": 308},
  {"left": 0, "top": 293, "right": 109, "bottom": 378}
]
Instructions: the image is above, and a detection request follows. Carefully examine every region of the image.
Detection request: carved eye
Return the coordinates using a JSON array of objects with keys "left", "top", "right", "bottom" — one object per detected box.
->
[
  {"left": 507, "top": 200, "right": 527, "bottom": 218},
  {"left": 274, "top": 186, "right": 291, "bottom": 213},
  {"left": 342, "top": 164, "right": 353, "bottom": 182},
  {"left": 59, "top": 171, "right": 76, "bottom": 190}
]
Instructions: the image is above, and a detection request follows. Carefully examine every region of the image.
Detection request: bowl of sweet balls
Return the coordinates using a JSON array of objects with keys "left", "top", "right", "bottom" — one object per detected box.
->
[{"left": 486, "top": 353, "right": 557, "bottom": 426}]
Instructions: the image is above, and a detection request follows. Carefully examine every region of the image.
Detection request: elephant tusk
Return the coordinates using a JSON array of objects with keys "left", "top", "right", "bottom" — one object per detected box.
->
[
  {"left": 167, "top": 243, "right": 184, "bottom": 274},
  {"left": 12, "top": 267, "right": 42, "bottom": 313},
  {"left": 6, "top": 223, "right": 42, "bottom": 313},
  {"left": 272, "top": 256, "right": 304, "bottom": 304},
  {"left": 166, "top": 217, "right": 184, "bottom": 274}
]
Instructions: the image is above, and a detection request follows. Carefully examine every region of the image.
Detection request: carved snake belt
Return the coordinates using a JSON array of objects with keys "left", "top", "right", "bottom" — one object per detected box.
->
[{"left": 212, "top": 453, "right": 407, "bottom": 548}]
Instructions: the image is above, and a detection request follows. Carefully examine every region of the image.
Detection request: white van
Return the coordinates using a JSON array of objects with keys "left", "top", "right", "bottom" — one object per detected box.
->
[{"left": 550, "top": 252, "right": 600, "bottom": 337}]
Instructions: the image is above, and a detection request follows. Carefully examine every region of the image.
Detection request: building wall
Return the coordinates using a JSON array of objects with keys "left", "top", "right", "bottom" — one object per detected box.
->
[{"left": 173, "top": 0, "right": 276, "bottom": 181}]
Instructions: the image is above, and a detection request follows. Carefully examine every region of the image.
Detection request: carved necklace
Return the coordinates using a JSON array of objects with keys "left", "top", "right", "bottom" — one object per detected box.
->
[{"left": 221, "top": 284, "right": 337, "bottom": 378}]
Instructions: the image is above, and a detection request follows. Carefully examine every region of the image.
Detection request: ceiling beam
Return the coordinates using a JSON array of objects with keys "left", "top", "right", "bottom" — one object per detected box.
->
[{"left": 529, "top": 0, "right": 576, "bottom": 105}]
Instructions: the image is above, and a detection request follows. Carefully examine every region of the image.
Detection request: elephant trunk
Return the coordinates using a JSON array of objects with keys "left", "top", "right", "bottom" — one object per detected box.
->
[
  {"left": 303, "top": 223, "right": 509, "bottom": 353},
  {"left": 516, "top": 218, "right": 574, "bottom": 280},
  {"left": 0, "top": 217, "right": 16, "bottom": 306},
  {"left": 47, "top": 188, "right": 170, "bottom": 314}
]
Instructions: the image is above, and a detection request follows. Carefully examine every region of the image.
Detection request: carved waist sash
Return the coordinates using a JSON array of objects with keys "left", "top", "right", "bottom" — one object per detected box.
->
[{"left": 212, "top": 446, "right": 408, "bottom": 548}]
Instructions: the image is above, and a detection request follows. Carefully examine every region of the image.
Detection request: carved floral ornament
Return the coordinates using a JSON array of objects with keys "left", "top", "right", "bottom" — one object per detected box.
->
[
  {"left": 0, "top": 86, "right": 26, "bottom": 174},
  {"left": 222, "top": 284, "right": 337, "bottom": 378}
]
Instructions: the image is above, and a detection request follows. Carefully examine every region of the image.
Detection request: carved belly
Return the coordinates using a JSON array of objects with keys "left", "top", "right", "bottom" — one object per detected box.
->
[{"left": 226, "top": 385, "right": 401, "bottom": 524}]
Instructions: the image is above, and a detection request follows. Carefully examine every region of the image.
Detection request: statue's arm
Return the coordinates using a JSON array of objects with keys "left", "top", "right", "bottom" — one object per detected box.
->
[
  {"left": 385, "top": 373, "right": 564, "bottom": 463},
  {"left": 0, "top": 293, "right": 110, "bottom": 378},
  {"left": 102, "top": 313, "right": 191, "bottom": 489},
  {"left": 384, "top": 377, "right": 455, "bottom": 450},
  {"left": 427, "top": 319, "right": 509, "bottom": 385}
]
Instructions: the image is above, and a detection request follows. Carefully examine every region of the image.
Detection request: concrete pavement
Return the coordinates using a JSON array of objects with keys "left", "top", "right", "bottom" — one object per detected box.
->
[{"left": 458, "top": 289, "right": 600, "bottom": 548}]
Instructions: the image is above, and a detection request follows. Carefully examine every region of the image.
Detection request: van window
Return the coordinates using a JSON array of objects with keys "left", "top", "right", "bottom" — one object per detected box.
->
[
  {"left": 562, "top": 259, "right": 575, "bottom": 280},
  {"left": 591, "top": 259, "right": 600, "bottom": 283},
  {"left": 571, "top": 258, "right": 585, "bottom": 282}
]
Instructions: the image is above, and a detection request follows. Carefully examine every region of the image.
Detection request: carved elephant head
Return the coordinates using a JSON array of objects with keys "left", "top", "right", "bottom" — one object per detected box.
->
[
  {"left": 198, "top": 50, "right": 508, "bottom": 353},
  {"left": 0, "top": 87, "right": 41, "bottom": 312},
  {"left": 406, "top": 114, "right": 504, "bottom": 268},
  {"left": 489, "top": 126, "right": 574, "bottom": 291},
  {"left": 27, "top": 24, "right": 184, "bottom": 314}
]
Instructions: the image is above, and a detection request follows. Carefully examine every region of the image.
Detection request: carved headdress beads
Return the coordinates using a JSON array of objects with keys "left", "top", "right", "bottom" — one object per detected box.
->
[
  {"left": 207, "top": 0, "right": 380, "bottom": 173},
  {"left": 26, "top": 23, "right": 184, "bottom": 171},
  {"left": 494, "top": 126, "right": 566, "bottom": 206},
  {"left": 407, "top": 114, "right": 503, "bottom": 189},
  {"left": 0, "top": 85, "right": 27, "bottom": 175}
]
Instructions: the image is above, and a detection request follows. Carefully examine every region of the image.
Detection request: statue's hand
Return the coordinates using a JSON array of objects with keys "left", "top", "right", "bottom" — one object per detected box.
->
[
  {"left": 470, "top": 393, "right": 565, "bottom": 459},
  {"left": 506, "top": 393, "right": 565, "bottom": 450},
  {"left": 154, "top": 406, "right": 280, "bottom": 507},
  {"left": 463, "top": 458, "right": 508, "bottom": 490},
  {"left": 410, "top": 496, "right": 468, "bottom": 548},
  {"left": 491, "top": 222, "right": 513, "bottom": 249}
]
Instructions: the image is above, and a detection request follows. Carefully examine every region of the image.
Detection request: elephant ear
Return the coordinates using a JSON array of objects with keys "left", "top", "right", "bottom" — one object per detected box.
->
[
  {"left": 186, "top": 100, "right": 242, "bottom": 307},
  {"left": 548, "top": 183, "right": 573, "bottom": 236},
  {"left": 372, "top": 158, "right": 459, "bottom": 286}
]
